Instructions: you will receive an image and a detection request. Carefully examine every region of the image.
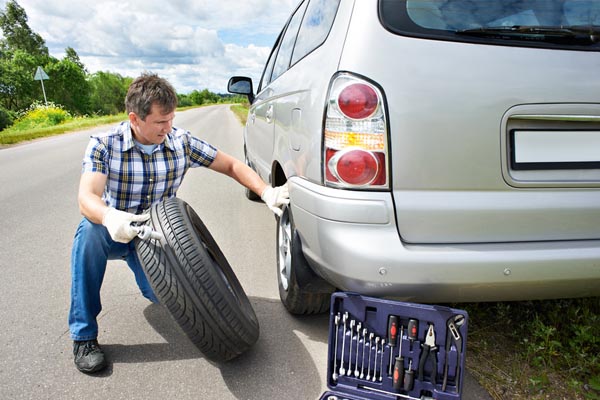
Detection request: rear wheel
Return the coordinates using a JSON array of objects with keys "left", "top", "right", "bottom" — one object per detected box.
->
[
  {"left": 277, "top": 205, "right": 332, "bottom": 314},
  {"left": 135, "top": 197, "right": 259, "bottom": 361}
]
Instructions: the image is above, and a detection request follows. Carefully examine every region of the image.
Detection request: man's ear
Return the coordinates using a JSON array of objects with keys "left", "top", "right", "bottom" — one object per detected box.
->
[{"left": 128, "top": 112, "right": 138, "bottom": 126}]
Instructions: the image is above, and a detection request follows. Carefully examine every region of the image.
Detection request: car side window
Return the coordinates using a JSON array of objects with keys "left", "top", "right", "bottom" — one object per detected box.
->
[
  {"left": 291, "top": 0, "right": 341, "bottom": 65},
  {"left": 258, "top": 37, "right": 281, "bottom": 92},
  {"left": 270, "top": 1, "right": 308, "bottom": 82}
]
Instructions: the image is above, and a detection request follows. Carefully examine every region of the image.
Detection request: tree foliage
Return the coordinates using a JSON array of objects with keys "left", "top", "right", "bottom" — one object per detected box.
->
[
  {"left": 0, "top": 0, "right": 47, "bottom": 56},
  {"left": 45, "top": 58, "right": 90, "bottom": 115},
  {"left": 87, "top": 71, "right": 130, "bottom": 116}
]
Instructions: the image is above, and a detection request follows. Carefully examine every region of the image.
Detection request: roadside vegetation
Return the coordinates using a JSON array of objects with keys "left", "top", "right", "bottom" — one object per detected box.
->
[
  {"left": 463, "top": 298, "right": 599, "bottom": 399},
  {"left": 230, "top": 103, "right": 250, "bottom": 125}
]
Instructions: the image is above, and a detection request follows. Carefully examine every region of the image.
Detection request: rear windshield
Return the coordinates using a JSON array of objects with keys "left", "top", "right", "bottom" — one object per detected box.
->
[{"left": 379, "top": 0, "right": 600, "bottom": 51}]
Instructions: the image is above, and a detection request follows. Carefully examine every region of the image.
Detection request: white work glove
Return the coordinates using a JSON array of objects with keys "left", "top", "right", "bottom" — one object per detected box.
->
[
  {"left": 261, "top": 183, "right": 290, "bottom": 217},
  {"left": 102, "top": 207, "right": 150, "bottom": 243}
]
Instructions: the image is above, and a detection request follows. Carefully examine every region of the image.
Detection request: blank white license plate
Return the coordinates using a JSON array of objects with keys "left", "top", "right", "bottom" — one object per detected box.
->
[{"left": 511, "top": 130, "right": 600, "bottom": 170}]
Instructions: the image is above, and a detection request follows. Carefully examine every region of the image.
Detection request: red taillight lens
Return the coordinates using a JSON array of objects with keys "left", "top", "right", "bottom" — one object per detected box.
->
[
  {"left": 328, "top": 149, "right": 379, "bottom": 186},
  {"left": 326, "top": 149, "right": 386, "bottom": 186},
  {"left": 337, "top": 83, "right": 378, "bottom": 119}
]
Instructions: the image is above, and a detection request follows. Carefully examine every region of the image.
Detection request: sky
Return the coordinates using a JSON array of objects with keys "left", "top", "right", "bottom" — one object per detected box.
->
[{"left": 0, "top": 0, "right": 298, "bottom": 93}]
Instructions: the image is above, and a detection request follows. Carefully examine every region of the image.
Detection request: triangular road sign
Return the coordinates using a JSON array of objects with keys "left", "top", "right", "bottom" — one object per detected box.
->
[{"left": 34, "top": 66, "right": 49, "bottom": 81}]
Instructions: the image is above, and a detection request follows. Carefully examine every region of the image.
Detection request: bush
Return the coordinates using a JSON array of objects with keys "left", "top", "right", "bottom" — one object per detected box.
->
[
  {"left": 12, "top": 102, "right": 72, "bottom": 130},
  {"left": 0, "top": 107, "right": 16, "bottom": 131}
]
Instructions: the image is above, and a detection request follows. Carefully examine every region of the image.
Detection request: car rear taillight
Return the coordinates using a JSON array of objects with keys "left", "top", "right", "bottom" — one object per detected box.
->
[{"left": 324, "top": 74, "right": 388, "bottom": 189}]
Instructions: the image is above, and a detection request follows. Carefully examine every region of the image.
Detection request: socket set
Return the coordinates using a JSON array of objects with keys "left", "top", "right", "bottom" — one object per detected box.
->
[{"left": 320, "top": 293, "right": 468, "bottom": 400}]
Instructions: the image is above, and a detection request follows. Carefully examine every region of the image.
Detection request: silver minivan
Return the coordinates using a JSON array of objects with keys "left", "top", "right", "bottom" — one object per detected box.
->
[{"left": 229, "top": 0, "right": 600, "bottom": 314}]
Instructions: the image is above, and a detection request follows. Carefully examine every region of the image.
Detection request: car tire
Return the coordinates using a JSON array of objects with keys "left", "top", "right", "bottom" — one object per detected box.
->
[
  {"left": 134, "top": 197, "right": 259, "bottom": 362},
  {"left": 277, "top": 204, "right": 331, "bottom": 315}
]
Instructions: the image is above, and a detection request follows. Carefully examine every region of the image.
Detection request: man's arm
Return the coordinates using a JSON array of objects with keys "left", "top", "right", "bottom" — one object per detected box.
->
[
  {"left": 78, "top": 171, "right": 110, "bottom": 224},
  {"left": 208, "top": 150, "right": 289, "bottom": 216},
  {"left": 78, "top": 171, "right": 149, "bottom": 242},
  {"left": 208, "top": 150, "right": 268, "bottom": 197}
]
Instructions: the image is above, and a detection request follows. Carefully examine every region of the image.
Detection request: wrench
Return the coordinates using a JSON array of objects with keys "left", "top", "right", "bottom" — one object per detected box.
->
[
  {"left": 132, "top": 224, "right": 164, "bottom": 241},
  {"left": 373, "top": 337, "right": 380, "bottom": 382},
  {"left": 366, "top": 333, "right": 374, "bottom": 381},
  {"left": 332, "top": 313, "right": 340, "bottom": 382},
  {"left": 379, "top": 338, "right": 384, "bottom": 381},
  {"left": 339, "top": 312, "right": 348, "bottom": 376},
  {"left": 360, "top": 328, "right": 367, "bottom": 379},
  {"left": 354, "top": 322, "right": 362, "bottom": 377},
  {"left": 347, "top": 320, "right": 355, "bottom": 376}
]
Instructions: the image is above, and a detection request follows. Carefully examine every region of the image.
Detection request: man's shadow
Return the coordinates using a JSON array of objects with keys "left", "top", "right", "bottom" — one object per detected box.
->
[{"left": 99, "top": 297, "right": 329, "bottom": 399}]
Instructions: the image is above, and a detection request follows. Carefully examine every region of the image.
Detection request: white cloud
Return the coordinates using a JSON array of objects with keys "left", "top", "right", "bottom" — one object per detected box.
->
[{"left": 0, "top": 0, "right": 297, "bottom": 92}]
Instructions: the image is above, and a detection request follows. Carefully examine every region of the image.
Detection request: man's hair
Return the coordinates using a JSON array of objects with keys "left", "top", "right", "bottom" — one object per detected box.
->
[{"left": 125, "top": 73, "right": 178, "bottom": 120}]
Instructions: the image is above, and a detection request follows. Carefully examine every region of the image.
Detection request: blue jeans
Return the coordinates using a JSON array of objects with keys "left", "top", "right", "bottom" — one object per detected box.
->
[{"left": 68, "top": 218, "right": 158, "bottom": 341}]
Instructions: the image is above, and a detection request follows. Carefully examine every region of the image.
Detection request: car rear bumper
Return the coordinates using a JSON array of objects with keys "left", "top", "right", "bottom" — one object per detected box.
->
[{"left": 289, "top": 177, "right": 600, "bottom": 302}]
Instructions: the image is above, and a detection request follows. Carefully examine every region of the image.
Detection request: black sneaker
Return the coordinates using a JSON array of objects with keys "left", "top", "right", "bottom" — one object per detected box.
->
[{"left": 73, "top": 340, "right": 107, "bottom": 373}]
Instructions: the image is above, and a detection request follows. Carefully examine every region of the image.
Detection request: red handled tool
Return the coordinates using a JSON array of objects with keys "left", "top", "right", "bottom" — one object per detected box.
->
[{"left": 387, "top": 315, "right": 400, "bottom": 375}]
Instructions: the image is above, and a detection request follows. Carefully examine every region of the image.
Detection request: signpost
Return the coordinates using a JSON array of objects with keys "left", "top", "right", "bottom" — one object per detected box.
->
[{"left": 33, "top": 66, "right": 49, "bottom": 105}]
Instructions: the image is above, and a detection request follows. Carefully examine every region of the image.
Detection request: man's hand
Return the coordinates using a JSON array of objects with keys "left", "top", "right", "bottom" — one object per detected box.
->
[
  {"left": 102, "top": 208, "right": 150, "bottom": 243},
  {"left": 261, "top": 183, "right": 290, "bottom": 217}
]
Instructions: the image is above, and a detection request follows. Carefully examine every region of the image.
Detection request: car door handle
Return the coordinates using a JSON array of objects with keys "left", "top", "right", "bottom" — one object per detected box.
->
[{"left": 265, "top": 105, "right": 273, "bottom": 123}]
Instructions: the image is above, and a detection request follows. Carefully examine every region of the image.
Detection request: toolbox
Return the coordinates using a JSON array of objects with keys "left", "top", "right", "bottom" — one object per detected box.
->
[{"left": 320, "top": 292, "right": 468, "bottom": 400}]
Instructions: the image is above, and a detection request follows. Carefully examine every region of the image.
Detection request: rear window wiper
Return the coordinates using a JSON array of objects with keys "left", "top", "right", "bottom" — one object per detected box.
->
[{"left": 457, "top": 25, "right": 600, "bottom": 44}]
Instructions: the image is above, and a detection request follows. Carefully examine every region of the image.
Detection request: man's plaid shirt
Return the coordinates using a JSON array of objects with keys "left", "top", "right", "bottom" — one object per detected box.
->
[{"left": 82, "top": 121, "right": 217, "bottom": 214}]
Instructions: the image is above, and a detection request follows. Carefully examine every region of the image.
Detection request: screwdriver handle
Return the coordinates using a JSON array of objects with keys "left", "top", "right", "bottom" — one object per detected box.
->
[
  {"left": 392, "top": 356, "right": 404, "bottom": 391},
  {"left": 388, "top": 315, "right": 400, "bottom": 345},
  {"left": 407, "top": 319, "right": 418, "bottom": 341},
  {"left": 404, "top": 360, "right": 414, "bottom": 391}
]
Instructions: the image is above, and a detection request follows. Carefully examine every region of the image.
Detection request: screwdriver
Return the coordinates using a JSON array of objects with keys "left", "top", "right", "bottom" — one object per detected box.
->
[
  {"left": 392, "top": 326, "right": 404, "bottom": 391},
  {"left": 404, "top": 359, "right": 414, "bottom": 391},
  {"left": 407, "top": 319, "right": 418, "bottom": 351},
  {"left": 387, "top": 315, "right": 400, "bottom": 375}
]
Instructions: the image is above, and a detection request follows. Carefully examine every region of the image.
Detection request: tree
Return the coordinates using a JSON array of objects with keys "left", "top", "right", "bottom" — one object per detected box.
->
[
  {"left": 64, "top": 46, "right": 86, "bottom": 73},
  {"left": 189, "top": 89, "right": 204, "bottom": 106},
  {"left": 87, "top": 71, "right": 129, "bottom": 115},
  {"left": 45, "top": 57, "right": 90, "bottom": 115},
  {"left": 0, "top": 49, "right": 39, "bottom": 110},
  {"left": 0, "top": 0, "right": 47, "bottom": 57},
  {"left": 0, "top": 1, "right": 49, "bottom": 111}
]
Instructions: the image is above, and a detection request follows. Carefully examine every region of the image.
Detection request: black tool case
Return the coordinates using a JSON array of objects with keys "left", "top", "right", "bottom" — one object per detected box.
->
[{"left": 320, "top": 293, "right": 468, "bottom": 400}]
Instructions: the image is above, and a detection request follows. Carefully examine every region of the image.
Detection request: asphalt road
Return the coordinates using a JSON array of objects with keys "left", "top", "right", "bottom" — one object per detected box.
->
[{"left": 0, "top": 105, "right": 491, "bottom": 400}]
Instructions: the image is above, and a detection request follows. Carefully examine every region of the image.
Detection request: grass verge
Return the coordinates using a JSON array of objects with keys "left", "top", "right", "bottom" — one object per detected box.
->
[
  {"left": 461, "top": 298, "right": 599, "bottom": 399},
  {"left": 230, "top": 104, "right": 249, "bottom": 126},
  {"left": 0, "top": 113, "right": 127, "bottom": 145}
]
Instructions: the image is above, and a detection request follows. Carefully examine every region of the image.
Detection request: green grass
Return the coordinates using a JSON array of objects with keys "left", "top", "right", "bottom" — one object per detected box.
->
[
  {"left": 0, "top": 103, "right": 227, "bottom": 146},
  {"left": 0, "top": 113, "right": 127, "bottom": 145},
  {"left": 460, "top": 297, "right": 599, "bottom": 399},
  {"left": 230, "top": 103, "right": 249, "bottom": 126}
]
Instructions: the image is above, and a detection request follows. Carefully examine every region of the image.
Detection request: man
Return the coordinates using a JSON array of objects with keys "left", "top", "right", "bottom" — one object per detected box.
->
[{"left": 69, "top": 73, "right": 288, "bottom": 373}]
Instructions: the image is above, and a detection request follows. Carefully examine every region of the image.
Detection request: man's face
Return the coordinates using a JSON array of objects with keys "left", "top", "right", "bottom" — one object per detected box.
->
[{"left": 129, "top": 103, "right": 175, "bottom": 145}]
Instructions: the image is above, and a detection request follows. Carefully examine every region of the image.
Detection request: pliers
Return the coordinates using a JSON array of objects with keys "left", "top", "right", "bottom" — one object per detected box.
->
[{"left": 418, "top": 324, "right": 437, "bottom": 383}]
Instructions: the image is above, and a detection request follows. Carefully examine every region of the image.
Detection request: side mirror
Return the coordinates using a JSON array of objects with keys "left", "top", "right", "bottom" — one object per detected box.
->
[{"left": 228, "top": 76, "right": 255, "bottom": 104}]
